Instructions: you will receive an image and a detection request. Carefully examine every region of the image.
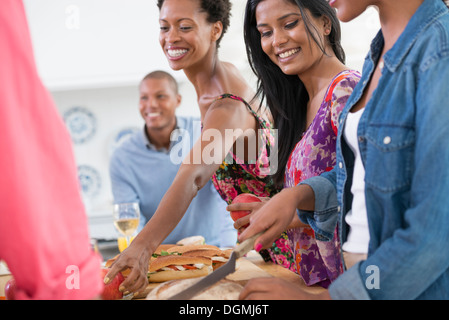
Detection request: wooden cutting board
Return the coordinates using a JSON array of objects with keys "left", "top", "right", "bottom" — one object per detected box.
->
[
  {"left": 225, "top": 257, "right": 272, "bottom": 284},
  {"left": 135, "top": 257, "right": 272, "bottom": 299}
]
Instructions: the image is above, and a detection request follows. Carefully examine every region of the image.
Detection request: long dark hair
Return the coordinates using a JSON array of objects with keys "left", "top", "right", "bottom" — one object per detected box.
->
[{"left": 244, "top": 0, "right": 345, "bottom": 187}]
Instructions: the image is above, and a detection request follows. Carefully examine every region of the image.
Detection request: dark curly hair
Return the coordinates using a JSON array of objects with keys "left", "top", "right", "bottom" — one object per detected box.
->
[{"left": 157, "top": 0, "right": 232, "bottom": 49}]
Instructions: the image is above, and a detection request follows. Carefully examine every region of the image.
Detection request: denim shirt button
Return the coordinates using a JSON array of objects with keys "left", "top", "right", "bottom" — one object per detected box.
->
[
  {"left": 383, "top": 136, "right": 392, "bottom": 145},
  {"left": 339, "top": 162, "right": 343, "bottom": 169},
  {"left": 358, "top": 136, "right": 365, "bottom": 143}
]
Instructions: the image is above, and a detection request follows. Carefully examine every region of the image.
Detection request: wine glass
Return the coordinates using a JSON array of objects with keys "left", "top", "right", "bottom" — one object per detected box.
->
[{"left": 113, "top": 202, "right": 140, "bottom": 247}]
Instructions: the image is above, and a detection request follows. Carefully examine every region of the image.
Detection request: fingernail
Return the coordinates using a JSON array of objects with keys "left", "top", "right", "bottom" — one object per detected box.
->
[
  {"left": 103, "top": 277, "right": 110, "bottom": 284},
  {"left": 119, "top": 285, "right": 125, "bottom": 292},
  {"left": 255, "top": 243, "right": 262, "bottom": 252}
]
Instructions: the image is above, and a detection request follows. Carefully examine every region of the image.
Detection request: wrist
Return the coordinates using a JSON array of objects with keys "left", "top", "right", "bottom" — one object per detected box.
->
[
  {"left": 279, "top": 184, "right": 313, "bottom": 210},
  {"left": 295, "top": 183, "right": 315, "bottom": 212},
  {"left": 132, "top": 230, "right": 157, "bottom": 255}
]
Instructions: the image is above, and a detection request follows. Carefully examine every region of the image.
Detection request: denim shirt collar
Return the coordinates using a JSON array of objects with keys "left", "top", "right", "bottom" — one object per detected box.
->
[{"left": 382, "top": 0, "right": 448, "bottom": 72}]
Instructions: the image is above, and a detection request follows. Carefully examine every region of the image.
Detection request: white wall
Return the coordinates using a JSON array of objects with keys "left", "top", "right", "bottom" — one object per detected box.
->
[
  {"left": 24, "top": 0, "right": 169, "bottom": 90},
  {"left": 341, "top": 7, "right": 380, "bottom": 70},
  {"left": 23, "top": 1, "right": 379, "bottom": 239}
]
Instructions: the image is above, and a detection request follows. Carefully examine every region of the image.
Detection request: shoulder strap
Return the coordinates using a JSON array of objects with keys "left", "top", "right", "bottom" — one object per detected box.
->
[
  {"left": 325, "top": 70, "right": 359, "bottom": 136},
  {"left": 324, "top": 70, "right": 354, "bottom": 103},
  {"left": 214, "top": 93, "right": 268, "bottom": 128},
  {"left": 215, "top": 93, "right": 254, "bottom": 113}
]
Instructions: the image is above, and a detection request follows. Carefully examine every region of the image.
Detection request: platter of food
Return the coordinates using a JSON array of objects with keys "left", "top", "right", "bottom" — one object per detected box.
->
[{"left": 104, "top": 237, "right": 273, "bottom": 300}]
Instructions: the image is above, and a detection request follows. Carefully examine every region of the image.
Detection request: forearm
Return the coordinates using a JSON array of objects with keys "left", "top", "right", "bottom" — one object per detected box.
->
[
  {"left": 135, "top": 103, "right": 251, "bottom": 251},
  {"left": 273, "top": 184, "right": 315, "bottom": 228},
  {"left": 271, "top": 183, "right": 314, "bottom": 210}
]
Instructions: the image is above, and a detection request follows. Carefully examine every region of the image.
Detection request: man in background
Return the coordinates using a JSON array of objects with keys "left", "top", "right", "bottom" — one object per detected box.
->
[{"left": 109, "top": 71, "right": 236, "bottom": 247}]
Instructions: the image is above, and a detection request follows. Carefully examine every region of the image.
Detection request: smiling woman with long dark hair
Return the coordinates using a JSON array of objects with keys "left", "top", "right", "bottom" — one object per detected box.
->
[
  {"left": 239, "top": 0, "right": 449, "bottom": 300},
  {"left": 229, "top": 0, "right": 360, "bottom": 287},
  {"left": 244, "top": 0, "right": 347, "bottom": 189}
]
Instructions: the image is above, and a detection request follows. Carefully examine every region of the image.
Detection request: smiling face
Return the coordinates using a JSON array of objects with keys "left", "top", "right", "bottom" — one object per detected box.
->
[
  {"left": 139, "top": 77, "right": 181, "bottom": 132},
  {"left": 255, "top": 0, "right": 331, "bottom": 76},
  {"left": 158, "top": 0, "right": 222, "bottom": 71}
]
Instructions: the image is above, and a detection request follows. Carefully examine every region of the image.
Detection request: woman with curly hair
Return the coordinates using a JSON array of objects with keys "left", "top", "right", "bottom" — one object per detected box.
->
[{"left": 105, "top": 0, "right": 281, "bottom": 295}]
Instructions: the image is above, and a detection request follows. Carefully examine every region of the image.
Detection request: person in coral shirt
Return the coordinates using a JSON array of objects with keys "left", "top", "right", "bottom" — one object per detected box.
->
[{"left": 0, "top": 0, "right": 102, "bottom": 299}]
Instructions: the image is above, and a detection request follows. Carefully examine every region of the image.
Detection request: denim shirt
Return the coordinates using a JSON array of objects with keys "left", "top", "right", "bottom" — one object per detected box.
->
[{"left": 298, "top": 0, "right": 449, "bottom": 299}]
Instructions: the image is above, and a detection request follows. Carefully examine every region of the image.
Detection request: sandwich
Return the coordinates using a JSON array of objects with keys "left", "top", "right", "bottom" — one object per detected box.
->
[
  {"left": 166, "top": 245, "right": 231, "bottom": 270},
  {"left": 176, "top": 235, "right": 205, "bottom": 246},
  {"left": 104, "top": 243, "right": 179, "bottom": 277},
  {"left": 181, "top": 248, "right": 231, "bottom": 270},
  {"left": 166, "top": 244, "right": 220, "bottom": 254},
  {"left": 153, "top": 244, "right": 177, "bottom": 254},
  {"left": 104, "top": 242, "right": 229, "bottom": 284},
  {"left": 147, "top": 255, "right": 213, "bottom": 283}
]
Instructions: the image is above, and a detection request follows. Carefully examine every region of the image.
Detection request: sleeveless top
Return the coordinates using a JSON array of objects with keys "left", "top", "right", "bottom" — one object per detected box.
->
[
  {"left": 210, "top": 94, "right": 279, "bottom": 203},
  {"left": 208, "top": 93, "right": 282, "bottom": 262}
]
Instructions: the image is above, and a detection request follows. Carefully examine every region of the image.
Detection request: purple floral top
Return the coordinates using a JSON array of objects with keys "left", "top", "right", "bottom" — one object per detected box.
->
[{"left": 270, "top": 70, "right": 361, "bottom": 288}]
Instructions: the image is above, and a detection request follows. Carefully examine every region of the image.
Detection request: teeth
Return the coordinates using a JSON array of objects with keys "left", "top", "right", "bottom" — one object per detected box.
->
[
  {"left": 279, "top": 48, "right": 300, "bottom": 59},
  {"left": 147, "top": 112, "right": 160, "bottom": 117},
  {"left": 168, "top": 49, "right": 188, "bottom": 57}
]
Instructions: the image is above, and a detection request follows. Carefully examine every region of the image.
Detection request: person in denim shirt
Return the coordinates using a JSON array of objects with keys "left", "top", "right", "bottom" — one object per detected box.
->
[{"left": 239, "top": 0, "right": 449, "bottom": 300}]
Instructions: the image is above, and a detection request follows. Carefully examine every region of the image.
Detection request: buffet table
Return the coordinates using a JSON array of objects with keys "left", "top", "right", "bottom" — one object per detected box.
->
[{"left": 0, "top": 252, "right": 325, "bottom": 299}]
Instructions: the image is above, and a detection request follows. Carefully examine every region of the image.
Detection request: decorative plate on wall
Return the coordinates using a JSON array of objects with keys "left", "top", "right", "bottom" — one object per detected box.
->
[
  {"left": 63, "top": 106, "right": 97, "bottom": 144},
  {"left": 77, "top": 165, "right": 101, "bottom": 198},
  {"left": 108, "top": 126, "right": 140, "bottom": 157}
]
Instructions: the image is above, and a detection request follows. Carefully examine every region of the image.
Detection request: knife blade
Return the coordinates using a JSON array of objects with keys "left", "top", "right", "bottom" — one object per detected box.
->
[
  {"left": 167, "top": 232, "right": 262, "bottom": 300},
  {"left": 122, "top": 293, "right": 134, "bottom": 300}
]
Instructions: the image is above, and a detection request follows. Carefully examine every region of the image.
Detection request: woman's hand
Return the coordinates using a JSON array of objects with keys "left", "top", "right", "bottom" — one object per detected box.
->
[
  {"left": 104, "top": 239, "right": 152, "bottom": 296},
  {"left": 239, "top": 278, "right": 331, "bottom": 300},
  {"left": 238, "top": 185, "right": 315, "bottom": 251},
  {"left": 227, "top": 197, "right": 269, "bottom": 233}
]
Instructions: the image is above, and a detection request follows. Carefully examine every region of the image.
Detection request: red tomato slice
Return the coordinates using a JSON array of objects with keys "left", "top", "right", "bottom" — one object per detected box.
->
[{"left": 182, "top": 265, "right": 197, "bottom": 270}]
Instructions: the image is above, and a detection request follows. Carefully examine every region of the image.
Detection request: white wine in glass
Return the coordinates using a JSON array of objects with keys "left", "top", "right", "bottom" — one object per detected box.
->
[{"left": 113, "top": 202, "right": 140, "bottom": 246}]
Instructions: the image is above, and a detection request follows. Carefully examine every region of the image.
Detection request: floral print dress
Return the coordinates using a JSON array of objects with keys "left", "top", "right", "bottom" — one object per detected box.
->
[
  {"left": 279, "top": 70, "right": 361, "bottom": 287},
  {"left": 210, "top": 94, "right": 278, "bottom": 200},
  {"left": 209, "top": 94, "right": 282, "bottom": 262}
]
